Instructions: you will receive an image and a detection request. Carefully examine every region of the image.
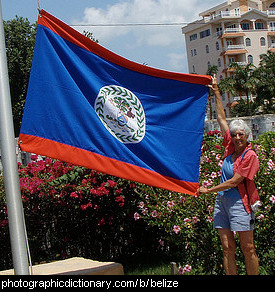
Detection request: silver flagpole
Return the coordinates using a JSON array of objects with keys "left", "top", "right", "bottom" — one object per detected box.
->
[{"left": 0, "top": 0, "right": 29, "bottom": 275}]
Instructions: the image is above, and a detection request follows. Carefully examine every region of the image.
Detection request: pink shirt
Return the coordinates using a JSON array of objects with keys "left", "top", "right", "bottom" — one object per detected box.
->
[{"left": 222, "top": 130, "right": 260, "bottom": 213}]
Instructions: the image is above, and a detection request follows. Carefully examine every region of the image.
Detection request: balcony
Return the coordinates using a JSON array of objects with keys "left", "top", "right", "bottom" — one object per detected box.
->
[
  {"left": 266, "top": 9, "right": 275, "bottom": 16},
  {"left": 220, "top": 27, "right": 245, "bottom": 38},
  {"left": 204, "top": 11, "right": 241, "bottom": 22},
  {"left": 204, "top": 9, "right": 275, "bottom": 23},
  {"left": 269, "top": 43, "right": 275, "bottom": 52},
  {"left": 222, "top": 44, "right": 248, "bottom": 55},
  {"left": 223, "top": 62, "right": 247, "bottom": 72}
]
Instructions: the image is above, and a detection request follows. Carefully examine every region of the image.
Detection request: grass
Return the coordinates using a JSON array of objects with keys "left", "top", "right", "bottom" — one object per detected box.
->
[{"left": 126, "top": 263, "right": 171, "bottom": 275}]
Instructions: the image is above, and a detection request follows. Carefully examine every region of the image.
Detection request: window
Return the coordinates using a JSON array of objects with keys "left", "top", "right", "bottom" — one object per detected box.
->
[
  {"left": 216, "top": 41, "right": 220, "bottom": 50},
  {"left": 245, "top": 38, "right": 251, "bottom": 46},
  {"left": 227, "top": 40, "right": 233, "bottom": 46},
  {"left": 190, "top": 33, "right": 197, "bottom": 41},
  {"left": 191, "top": 50, "right": 193, "bottom": 57},
  {"left": 206, "top": 45, "right": 209, "bottom": 53},
  {"left": 229, "top": 57, "right": 235, "bottom": 64},
  {"left": 200, "top": 29, "right": 211, "bottom": 39},
  {"left": 194, "top": 49, "right": 197, "bottom": 55},
  {"left": 192, "top": 65, "right": 195, "bottom": 72},
  {"left": 255, "top": 22, "right": 264, "bottom": 30},
  {"left": 218, "top": 58, "right": 221, "bottom": 67},
  {"left": 260, "top": 37, "right": 266, "bottom": 46},
  {"left": 270, "top": 2, "right": 275, "bottom": 8},
  {"left": 207, "top": 61, "right": 211, "bottom": 69},
  {"left": 248, "top": 55, "right": 253, "bottom": 64},
  {"left": 241, "top": 22, "right": 250, "bottom": 30},
  {"left": 234, "top": 8, "right": 240, "bottom": 16},
  {"left": 270, "top": 22, "right": 275, "bottom": 31}
]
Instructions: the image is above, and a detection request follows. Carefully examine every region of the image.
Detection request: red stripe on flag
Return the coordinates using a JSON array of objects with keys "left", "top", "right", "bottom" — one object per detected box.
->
[
  {"left": 37, "top": 10, "right": 211, "bottom": 86},
  {"left": 19, "top": 133, "right": 198, "bottom": 196}
]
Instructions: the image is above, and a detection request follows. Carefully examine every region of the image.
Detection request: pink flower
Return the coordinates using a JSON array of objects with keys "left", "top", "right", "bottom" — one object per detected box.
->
[
  {"left": 184, "top": 218, "right": 191, "bottom": 225},
  {"left": 0, "top": 219, "right": 8, "bottom": 227},
  {"left": 158, "top": 239, "right": 164, "bottom": 246},
  {"left": 178, "top": 266, "right": 185, "bottom": 275},
  {"left": 270, "top": 195, "right": 275, "bottom": 204},
  {"left": 115, "top": 188, "right": 122, "bottom": 194},
  {"left": 173, "top": 225, "right": 181, "bottom": 234},
  {"left": 98, "top": 218, "right": 105, "bottom": 226},
  {"left": 206, "top": 216, "right": 213, "bottom": 223},
  {"left": 184, "top": 264, "right": 192, "bottom": 273},
  {"left": 115, "top": 196, "right": 125, "bottom": 207},
  {"left": 70, "top": 192, "right": 78, "bottom": 198},
  {"left": 210, "top": 172, "right": 217, "bottom": 179},
  {"left": 134, "top": 212, "right": 140, "bottom": 221},
  {"left": 207, "top": 205, "right": 214, "bottom": 213},
  {"left": 138, "top": 201, "right": 145, "bottom": 208},
  {"left": 107, "top": 179, "right": 117, "bottom": 187},
  {"left": 179, "top": 196, "right": 186, "bottom": 204},
  {"left": 80, "top": 203, "right": 92, "bottom": 210},
  {"left": 151, "top": 210, "right": 158, "bottom": 217},
  {"left": 31, "top": 154, "right": 38, "bottom": 161},
  {"left": 257, "top": 214, "right": 265, "bottom": 220},
  {"left": 192, "top": 216, "right": 199, "bottom": 223},
  {"left": 216, "top": 154, "right": 221, "bottom": 161},
  {"left": 202, "top": 180, "right": 212, "bottom": 188},
  {"left": 267, "top": 159, "right": 275, "bottom": 170},
  {"left": 167, "top": 201, "right": 175, "bottom": 208},
  {"left": 178, "top": 264, "right": 192, "bottom": 275}
]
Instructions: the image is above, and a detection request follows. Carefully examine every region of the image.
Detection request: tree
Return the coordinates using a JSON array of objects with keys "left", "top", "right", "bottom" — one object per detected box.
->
[
  {"left": 4, "top": 18, "right": 99, "bottom": 136},
  {"left": 4, "top": 16, "right": 36, "bottom": 136},
  {"left": 218, "top": 62, "right": 258, "bottom": 116},
  {"left": 254, "top": 52, "right": 275, "bottom": 114}
]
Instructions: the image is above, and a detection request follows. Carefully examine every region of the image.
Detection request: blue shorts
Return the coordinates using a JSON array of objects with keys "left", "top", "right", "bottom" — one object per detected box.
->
[{"left": 213, "top": 193, "right": 255, "bottom": 232}]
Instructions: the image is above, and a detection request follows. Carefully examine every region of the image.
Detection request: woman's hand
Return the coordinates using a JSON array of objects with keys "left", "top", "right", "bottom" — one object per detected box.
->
[
  {"left": 208, "top": 74, "right": 218, "bottom": 91},
  {"left": 196, "top": 186, "right": 209, "bottom": 196}
]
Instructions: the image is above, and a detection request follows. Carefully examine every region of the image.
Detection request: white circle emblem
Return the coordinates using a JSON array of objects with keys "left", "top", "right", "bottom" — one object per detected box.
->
[{"left": 94, "top": 85, "right": 146, "bottom": 144}]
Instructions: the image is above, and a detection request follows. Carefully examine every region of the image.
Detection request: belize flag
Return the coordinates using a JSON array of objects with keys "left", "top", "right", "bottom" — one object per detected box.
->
[{"left": 19, "top": 10, "right": 211, "bottom": 196}]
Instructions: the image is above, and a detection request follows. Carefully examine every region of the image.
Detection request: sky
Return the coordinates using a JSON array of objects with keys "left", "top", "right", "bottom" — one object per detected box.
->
[{"left": 2, "top": 0, "right": 222, "bottom": 73}]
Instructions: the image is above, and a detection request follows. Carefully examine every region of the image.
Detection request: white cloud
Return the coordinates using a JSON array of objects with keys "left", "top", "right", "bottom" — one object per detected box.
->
[
  {"left": 72, "top": 0, "right": 220, "bottom": 72},
  {"left": 73, "top": 0, "right": 213, "bottom": 45},
  {"left": 168, "top": 52, "right": 187, "bottom": 71}
]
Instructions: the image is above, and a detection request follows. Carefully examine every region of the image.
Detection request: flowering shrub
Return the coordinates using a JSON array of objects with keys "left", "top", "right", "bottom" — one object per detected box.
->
[
  {"left": 0, "top": 156, "right": 160, "bottom": 269},
  {"left": 134, "top": 131, "right": 275, "bottom": 275},
  {"left": 0, "top": 131, "right": 274, "bottom": 274}
]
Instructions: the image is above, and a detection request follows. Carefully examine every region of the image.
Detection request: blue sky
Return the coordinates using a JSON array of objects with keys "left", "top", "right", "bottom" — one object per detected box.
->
[{"left": 2, "top": 0, "right": 221, "bottom": 73}]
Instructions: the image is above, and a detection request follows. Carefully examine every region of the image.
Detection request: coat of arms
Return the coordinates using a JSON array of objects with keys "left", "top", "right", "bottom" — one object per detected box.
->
[{"left": 94, "top": 85, "right": 146, "bottom": 144}]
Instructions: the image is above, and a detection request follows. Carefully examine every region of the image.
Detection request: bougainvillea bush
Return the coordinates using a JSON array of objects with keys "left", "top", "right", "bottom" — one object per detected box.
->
[
  {"left": 0, "top": 131, "right": 274, "bottom": 274},
  {"left": 134, "top": 131, "right": 275, "bottom": 274}
]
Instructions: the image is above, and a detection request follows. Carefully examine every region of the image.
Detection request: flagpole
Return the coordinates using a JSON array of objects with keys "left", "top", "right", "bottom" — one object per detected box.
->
[{"left": 0, "top": 0, "right": 30, "bottom": 275}]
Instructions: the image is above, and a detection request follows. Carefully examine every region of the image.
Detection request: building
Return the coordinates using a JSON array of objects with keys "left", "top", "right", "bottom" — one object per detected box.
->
[{"left": 182, "top": 0, "right": 275, "bottom": 118}]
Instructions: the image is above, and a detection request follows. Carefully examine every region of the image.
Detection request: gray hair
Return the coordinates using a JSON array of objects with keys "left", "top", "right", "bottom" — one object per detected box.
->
[{"left": 229, "top": 119, "right": 251, "bottom": 137}]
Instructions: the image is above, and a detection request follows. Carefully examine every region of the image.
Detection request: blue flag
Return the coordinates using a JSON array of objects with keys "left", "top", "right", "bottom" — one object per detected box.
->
[{"left": 19, "top": 10, "right": 211, "bottom": 195}]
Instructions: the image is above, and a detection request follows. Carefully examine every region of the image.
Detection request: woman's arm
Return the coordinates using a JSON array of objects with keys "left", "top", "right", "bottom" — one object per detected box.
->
[
  {"left": 209, "top": 75, "right": 229, "bottom": 135},
  {"left": 197, "top": 172, "right": 244, "bottom": 195}
]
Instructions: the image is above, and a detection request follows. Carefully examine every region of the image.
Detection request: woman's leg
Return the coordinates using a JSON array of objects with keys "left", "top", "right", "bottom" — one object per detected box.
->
[
  {"left": 218, "top": 228, "right": 237, "bottom": 275},
  {"left": 238, "top": 230, "right": 258, "bottom": 275}
]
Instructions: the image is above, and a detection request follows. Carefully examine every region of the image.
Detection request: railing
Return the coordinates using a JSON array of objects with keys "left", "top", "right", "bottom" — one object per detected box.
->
[
  {"left": 204, "top": 11, "right": 241, "bottom": 22},
  {"left": 204, "top": 9, "right": 275, "bottom": 22},
  {"left": 226, "top": 44, "right": 245, "bottom": 50},
  {"left": 267, "top": 9, "right": 275, "bottom": 15},
  {"left": 224, "top": 62, "right": 247, "bottom": 71}
]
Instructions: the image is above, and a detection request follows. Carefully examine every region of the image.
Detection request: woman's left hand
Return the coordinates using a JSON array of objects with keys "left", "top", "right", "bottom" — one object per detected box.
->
[{"left": 196, "top": 186, "right": 209, "bottom": 196}]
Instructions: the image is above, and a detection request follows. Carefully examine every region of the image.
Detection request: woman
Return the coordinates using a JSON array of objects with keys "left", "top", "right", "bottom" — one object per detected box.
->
[{"left": 197, "top": 75, "right": 260, "bottom": 275}]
